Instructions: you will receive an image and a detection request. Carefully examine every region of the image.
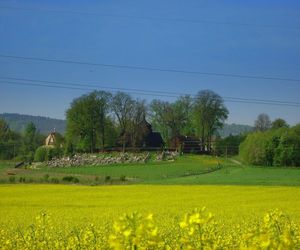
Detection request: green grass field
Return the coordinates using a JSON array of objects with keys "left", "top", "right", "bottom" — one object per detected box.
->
[{"left": 1, "top": 154, "right": 300, "bottom": 185}]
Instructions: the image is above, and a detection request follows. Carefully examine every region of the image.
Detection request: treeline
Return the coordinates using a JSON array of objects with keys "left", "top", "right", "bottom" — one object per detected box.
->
[
  {"left": 0, "top": 120, "right": 45, "bottom": 160},
  {"left": 237, "top": 113, "right": 300, "bottom": 167},
  {"left": 240, "top": 124, "right": 300, "bottom": 167},
  {"left": 64, "top": 90, "right": 228, "bottom": 153}
]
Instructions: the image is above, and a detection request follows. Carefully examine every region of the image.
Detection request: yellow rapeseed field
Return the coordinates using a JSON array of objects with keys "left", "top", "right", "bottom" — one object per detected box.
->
[{"left": 0, "top": 185, "right": 300, "bottom": 249}]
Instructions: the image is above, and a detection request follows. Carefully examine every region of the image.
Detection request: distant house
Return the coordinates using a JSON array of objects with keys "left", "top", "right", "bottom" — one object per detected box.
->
[{"left": 45, "top": 132, "right": 64, "bottom": 147}]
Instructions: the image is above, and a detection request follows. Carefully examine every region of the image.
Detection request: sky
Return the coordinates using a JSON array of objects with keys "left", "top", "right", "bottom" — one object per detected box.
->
[{"left": 0, "top": 0, "right": 300, "bottom": 125}]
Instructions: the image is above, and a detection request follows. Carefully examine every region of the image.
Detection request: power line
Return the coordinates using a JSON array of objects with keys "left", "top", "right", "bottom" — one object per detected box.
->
[
  {"left": 1, "top": 5, "right": 299, "bottom": 31},
  {"left": 1, "top": 54, "right": 300, "bottom": 83},
  {"left": 1, "top": 76, "right": 300, "bottom": 106},
  {"left": 1, "top": 78, "right": 300, "bottom": 107}
]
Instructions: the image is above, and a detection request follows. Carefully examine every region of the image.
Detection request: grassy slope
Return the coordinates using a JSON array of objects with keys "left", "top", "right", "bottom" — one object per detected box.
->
[
  {"left": 0, "top": 155, "right": 300, "bottom": 185},
  {"left": 148, "top": 165, "right": 300, "bottom": 185},
  {"left": 39, "top": 155, "right": 221, "bottom": 180}
]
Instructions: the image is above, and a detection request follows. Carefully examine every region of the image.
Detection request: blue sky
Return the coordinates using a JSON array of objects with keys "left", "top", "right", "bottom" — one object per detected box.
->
[{"left": 0, "top": 0, "right": 300, "bottom": 125}]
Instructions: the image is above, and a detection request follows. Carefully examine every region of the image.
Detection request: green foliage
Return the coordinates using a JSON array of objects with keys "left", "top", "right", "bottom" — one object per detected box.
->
[
  {"left": 62, "top": 176, "right": 79, "bottom": 183},
  {"left": 272, "top": 118, "right": 289, "bottom": 129},
  {"left": 8, "top": 176, "right": 15, "bottom": 183},
  {"left": 240, "top": 125, "right": 300, "bottom": 166},
  {"left": 150, "top": 96, "right": 194, "bottom": 145},
  {"left": 34, "top": 146, "right": 48, "bottom": 162},
  {"left": 66, "top": 91, "right": 113, "bottom": 153},
  {"left": 0, "top": 119, "right": 22, "bottom": 160},
  {"left": 34, "top": 146, "right": 63, "bottom": 162},
  {"left": 193, "top": 90, "right": 229, "bottom": 151}
]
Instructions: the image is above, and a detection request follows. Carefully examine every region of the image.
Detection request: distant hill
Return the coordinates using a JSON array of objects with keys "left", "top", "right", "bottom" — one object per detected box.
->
[
  {"left": 217, "top": 123, "right": 253, "bottom": 138},
  {"left": 0, "top": 113, "right": 66, "bottom": 135}
]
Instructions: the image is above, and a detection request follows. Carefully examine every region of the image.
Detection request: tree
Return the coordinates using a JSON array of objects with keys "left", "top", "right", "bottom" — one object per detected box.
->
[
  {"left": 173, "top": 95, "right": 194, "bottom": 136},
  {"left": 0, "top": 119, "right": 10, "bottom": 141},
  {"left": 271, "top": 118, "right": 289, "bottom": 129},
  {"left": 255, "top": 113, "right": 271, "bottom": 132},
  {"left": 22, "top": 122, "right": 38, "bottom": 161},
  {"left": 0, "top": 119, "right": 16, "bottom": 159},
  {"left": 111, "top": 92, "right": 134, "bottom": 152},
  {"left": 193, "top": 90, "right": 228, "bottom": 152},
  {"left": 66, "top": 91, "right": 112, "bottom": 153},
  {"left": 150, "top": 100, "right": 171, "bottom": 144},
  {"left": 150, "top": 96, "right": 193, "bottom": 145}
]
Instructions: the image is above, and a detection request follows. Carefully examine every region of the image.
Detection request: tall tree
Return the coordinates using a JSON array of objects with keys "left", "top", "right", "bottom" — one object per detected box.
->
[
  {"left": 150, "top": 99, "right": 189, "bottom": 144},
  {"left": 66, "top": 91, "right": 112, "bottom": 153},
  {"left": 193, "top": 90, "right": 228, "bottom": 152},
  {"left": 21, "top": 122, "right": 38, "bottom": 160},
  {"left": 173, "top": 95, "right": 194, "bottom": 136},
  {"left": 111, "top": 92, "right": 134, "bottom": 152},
  {"left": 271, "top": 118, "right": 289, "bottom": 129},
  {"left": 255, "top": 113, "right": 271, "bottom": 132},
  {"left": 150, "top": 100, "right": 171, "bottom": 143},
  {"left": 0, "top": 119, "right": 10, "bottom": 141}
]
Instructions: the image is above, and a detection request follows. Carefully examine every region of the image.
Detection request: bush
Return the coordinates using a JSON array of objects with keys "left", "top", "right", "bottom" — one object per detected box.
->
[
  {"left": 9, "top": 176, "right": 15, "bottom": 183},
  {"left": 62, "top": 176, "right": 79, "bottom": 183},
  {"left": 34, "top": 146, "right": 64, "bottom": 162},
  {"left": 50, "top": 178, "right": 59, "bottom": 184},
  {"left": 34, "top": 146, "right": 48, "bottom": 162},
  {"left": 43, "top": 174, "right": 50, "bottom": 182},
  {"left": 19, "top": 177, "right": 26, "bottom": 183}
]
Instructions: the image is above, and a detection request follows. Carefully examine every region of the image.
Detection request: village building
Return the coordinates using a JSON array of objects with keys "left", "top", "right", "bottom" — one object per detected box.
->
[{"left": 45, "top": 131, "right": 64, "bottom": 147}]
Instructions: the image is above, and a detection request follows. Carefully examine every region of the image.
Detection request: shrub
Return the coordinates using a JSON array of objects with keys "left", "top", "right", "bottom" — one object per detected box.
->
[
  {"left": 120, "top": 175, "right": 126, "bottom": 182},
  {"left": 9, "top": 176, "right": 15, "bottom": 183},
  {"left": 34, "top": 146, "right": 64, "bottom": 162},
  {"left": 50, "top": 178, "right": 59, "bottom": 184},
  {"left": 19, "top": 177, "right": 25, "bottom": 183},
  {"left": 34, "top": 146, "right": 48, "bottom": 162},
  {"left": 43, "top": 174, "right": 50, "bottom": 182},
  {"left": 62, "top": 176, "right": 79, "bottom": 183}
]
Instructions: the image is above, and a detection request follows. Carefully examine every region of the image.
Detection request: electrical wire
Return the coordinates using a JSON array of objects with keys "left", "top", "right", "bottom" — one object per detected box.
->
[{"left": 1, "top": 54, "right": 300, "bottom": 83}]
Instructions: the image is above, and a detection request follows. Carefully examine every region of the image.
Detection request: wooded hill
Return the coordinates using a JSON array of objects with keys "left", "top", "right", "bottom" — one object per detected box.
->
[{"left": 0, "top": 113, "right": 66, "bottom": 135}]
